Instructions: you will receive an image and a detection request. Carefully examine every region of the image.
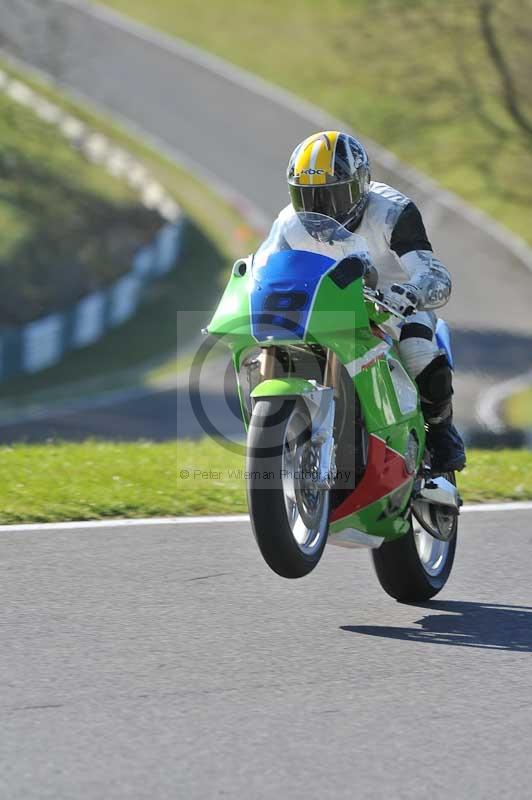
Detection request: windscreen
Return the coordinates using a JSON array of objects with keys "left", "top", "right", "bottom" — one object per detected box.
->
[{"left": 253, "top": 211, "right": 368, "bottom": 272}]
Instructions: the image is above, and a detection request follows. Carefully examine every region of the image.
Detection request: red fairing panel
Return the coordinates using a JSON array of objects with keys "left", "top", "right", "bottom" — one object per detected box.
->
[{"left": 331, "top": 434, "right": 412, "bottom": 523}]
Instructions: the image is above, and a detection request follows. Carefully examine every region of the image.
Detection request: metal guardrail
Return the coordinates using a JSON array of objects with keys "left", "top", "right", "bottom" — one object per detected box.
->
[
  {"left": 0, "top": 220, "right": 184, "bottom": 380},
  {"left": 0, "top": 69, "right": 184, "bottom": 381}
]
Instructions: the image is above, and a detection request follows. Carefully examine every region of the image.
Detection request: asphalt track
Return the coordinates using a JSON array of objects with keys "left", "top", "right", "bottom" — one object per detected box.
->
[
  {"left": 1, "top": 0, "right": 532, "bottom": 441},
  {"left": 0, "top": 11, "right": 531, "bottom": 795},
  {"left": 1, "top": 508, "right": 531, "bottom": 799}
]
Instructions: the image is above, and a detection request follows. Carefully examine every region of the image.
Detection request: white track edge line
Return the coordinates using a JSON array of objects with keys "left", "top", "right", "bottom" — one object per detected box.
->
[
  {"left": 1, "top": 503, "right": 532, "bottom": 533},
  {"left": 0, "top": 515, "right": 250, "bottom": 533}
]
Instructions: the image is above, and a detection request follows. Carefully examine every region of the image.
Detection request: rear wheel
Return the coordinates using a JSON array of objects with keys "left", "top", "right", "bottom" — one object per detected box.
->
[
  {"left": 371, "top": 472, "right": 458, "bottom": 602},
  {"left": 246, "top": 397, "right": 330, "bottom": 578}
]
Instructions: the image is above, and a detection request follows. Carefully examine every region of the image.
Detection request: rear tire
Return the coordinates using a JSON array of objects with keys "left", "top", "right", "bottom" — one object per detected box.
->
[
  {"left": 371, "top": 515, "right": 457, "bottom": 603},
  {"left": 246, "top": 397, "right": 330, "bottom": 578}
]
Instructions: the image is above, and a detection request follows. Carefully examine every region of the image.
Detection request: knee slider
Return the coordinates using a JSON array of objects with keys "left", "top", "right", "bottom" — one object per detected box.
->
[{"left": 415, "top": 354, "right": 452, "bottom": 404}]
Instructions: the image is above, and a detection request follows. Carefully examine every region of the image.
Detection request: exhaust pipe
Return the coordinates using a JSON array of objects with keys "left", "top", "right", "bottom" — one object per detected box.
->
[{"left": 416, "top": 476, "right": 461, "bottom": 510}]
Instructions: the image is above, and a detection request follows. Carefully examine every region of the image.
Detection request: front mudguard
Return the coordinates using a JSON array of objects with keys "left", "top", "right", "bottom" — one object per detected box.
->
[{"left": 250, "top": 378, "right": 335, "bottom": 487}]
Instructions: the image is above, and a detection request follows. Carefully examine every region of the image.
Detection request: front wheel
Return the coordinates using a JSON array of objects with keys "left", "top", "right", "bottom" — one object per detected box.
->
[
  {"left": 371, "top": 477, "right": 458, "bottom": 602},
  {"left": 246, "top": 398, "right": 330, "bottom": 578}
]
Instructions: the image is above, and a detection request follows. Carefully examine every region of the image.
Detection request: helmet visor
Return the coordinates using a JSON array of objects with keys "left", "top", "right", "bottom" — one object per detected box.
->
[{"left": 288, "top": 180, "right": 361, "bottom": 222}]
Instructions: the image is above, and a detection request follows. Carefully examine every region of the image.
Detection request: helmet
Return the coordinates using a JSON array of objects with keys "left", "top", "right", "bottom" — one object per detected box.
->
[{"left": 287, "top": 131, "right": 371, "bottom": 232}]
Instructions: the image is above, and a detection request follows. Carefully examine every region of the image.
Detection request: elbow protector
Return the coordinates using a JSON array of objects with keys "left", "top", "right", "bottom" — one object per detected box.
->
[
  {"left": 416, "top": 266, "right": 452, "bottom": 310},
  {"left": 400, "top": 251, "right": 452, "bottom": 310}
]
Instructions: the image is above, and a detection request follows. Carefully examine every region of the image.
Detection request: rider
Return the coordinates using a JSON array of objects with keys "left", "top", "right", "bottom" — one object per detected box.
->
[{"left": 276, "top": 130, "right": 466, "bottom": 474}]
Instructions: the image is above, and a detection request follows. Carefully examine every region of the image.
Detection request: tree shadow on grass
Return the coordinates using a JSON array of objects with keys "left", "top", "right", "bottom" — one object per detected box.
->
[{"left": 341, "top": 600, "right": 532, "bottom": 652}]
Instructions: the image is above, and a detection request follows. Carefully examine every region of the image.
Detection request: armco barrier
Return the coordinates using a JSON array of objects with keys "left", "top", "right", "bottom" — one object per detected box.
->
[
  {"left": 0, "top": 220, "right": 184, "bottom": 381},
  {"left": 0, "top": 68, "right": 184, "bottom": 381}
]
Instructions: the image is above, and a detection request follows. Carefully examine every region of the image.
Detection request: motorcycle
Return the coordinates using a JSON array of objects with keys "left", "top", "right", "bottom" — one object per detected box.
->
[{"left": 205, "top": 211, "right": 461, "bottom": 602}]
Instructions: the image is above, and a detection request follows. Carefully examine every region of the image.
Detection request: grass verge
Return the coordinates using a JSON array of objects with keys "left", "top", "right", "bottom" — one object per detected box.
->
[
  {"left": 102, "top": 0, "right": 532, "bottom": 245},
  {"left": 505, "top": 388, "right": 532, "bottom": 428},
  {"left": 0, "top": 440, "right": 530, "bottom": 523},
  {"left": 0, "top": 58, "right": 259, "bottom": 412}
]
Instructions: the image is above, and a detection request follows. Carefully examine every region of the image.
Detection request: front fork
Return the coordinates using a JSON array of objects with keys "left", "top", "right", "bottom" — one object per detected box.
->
[
  {"left": 258, "top": 346, "right": 277, "bottom": 381},
  {"left": 259, "top": 346, "right": 340, "bottom": 392},
  {"left": 259, "top": 346, "right": 338, "bottom": 489}
]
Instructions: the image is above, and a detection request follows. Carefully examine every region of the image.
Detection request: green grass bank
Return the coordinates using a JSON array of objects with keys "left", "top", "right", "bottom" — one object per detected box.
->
[
  {"left": 505, "top": 388, "right": 532, "bottom": 429},
  {"left": 0, "top": 441, "right": 530, "bottom": 523},
  {"left": 0, "top": 59, "right": 258, "bottom": 412},
  {"left": 0, "top": 80, "right": 159, "bottom": 326}
]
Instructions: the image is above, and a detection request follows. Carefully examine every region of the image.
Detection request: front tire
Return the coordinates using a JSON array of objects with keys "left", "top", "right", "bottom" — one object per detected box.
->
[{"left": 246, "top": 397, "right": 330, "bottom": 578}]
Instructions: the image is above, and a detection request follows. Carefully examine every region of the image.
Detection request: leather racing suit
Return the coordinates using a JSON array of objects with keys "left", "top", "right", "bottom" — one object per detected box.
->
[{"left": 262, "top": 181, "right": 465, "bottom": 471}]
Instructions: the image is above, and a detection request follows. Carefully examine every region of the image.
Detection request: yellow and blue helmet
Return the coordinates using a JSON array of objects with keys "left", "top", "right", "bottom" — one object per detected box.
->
[{"left": 287, "top": 131, "right": 371, "bottom": 231}]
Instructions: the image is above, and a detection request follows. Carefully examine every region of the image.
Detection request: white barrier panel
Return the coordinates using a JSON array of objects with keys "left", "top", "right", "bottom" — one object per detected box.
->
[
  {"left": 132, "top": 243, "right": 156, "bottom": 279},
  {"left": 109, "top": 274, "right": 142, "bottom": 327},
  {"left": 72, "top": 291, "right": 105, "bottom": 348},
  {"left": 23, "top": 314, "right": 63, "bottom": 373},
  {"left": 155, "top": 223, "right": 182, "bottom": 275}
]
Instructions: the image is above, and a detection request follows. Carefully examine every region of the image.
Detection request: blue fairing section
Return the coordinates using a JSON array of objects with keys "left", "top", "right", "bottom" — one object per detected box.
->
[
  {"left": 435, "top": 318, "right": 454, "bottom": 369},
  {"left": 250, "top": 249, "right": 335, "bottom": 341}
]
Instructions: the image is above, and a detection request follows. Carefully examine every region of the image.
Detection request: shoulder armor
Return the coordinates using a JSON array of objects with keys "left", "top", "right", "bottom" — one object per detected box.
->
[{"left": 366, "top": 182, "right": 411, "bottom": 235}]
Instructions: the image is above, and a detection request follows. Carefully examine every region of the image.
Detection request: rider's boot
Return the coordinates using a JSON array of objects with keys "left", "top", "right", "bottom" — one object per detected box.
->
[{"left": 415, "top": 355, "right": 466, "bottom": 474}]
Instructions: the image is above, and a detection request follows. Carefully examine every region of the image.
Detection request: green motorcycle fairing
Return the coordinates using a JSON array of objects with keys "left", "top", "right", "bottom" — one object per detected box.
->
[{"left": 207, "top": 243, "right": 425, "bottom": 543}]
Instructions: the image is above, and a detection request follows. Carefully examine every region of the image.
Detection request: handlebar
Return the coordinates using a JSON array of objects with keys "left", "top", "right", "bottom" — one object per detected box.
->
[{"left": 363, "top": 287, "right": 408, "bottom": 321}]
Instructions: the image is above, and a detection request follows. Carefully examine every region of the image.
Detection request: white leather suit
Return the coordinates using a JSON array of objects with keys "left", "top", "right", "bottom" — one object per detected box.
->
[{"left": 266, "top": 181, "right": 451, "bottom": 380}]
